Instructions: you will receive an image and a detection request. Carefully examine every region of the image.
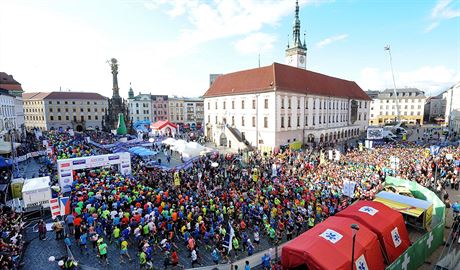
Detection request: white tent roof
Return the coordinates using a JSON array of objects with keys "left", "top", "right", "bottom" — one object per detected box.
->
[
  {"left": 162, "top": 137, "right": 177, "bottom": 145},
  {"left": 22, "top": 176, "right": 51, "bottom": 193}
]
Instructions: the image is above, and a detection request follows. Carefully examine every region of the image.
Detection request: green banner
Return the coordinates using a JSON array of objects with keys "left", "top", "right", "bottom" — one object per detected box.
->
[{"left": 384, "top": 177, "right": 445, "bottom": 270}]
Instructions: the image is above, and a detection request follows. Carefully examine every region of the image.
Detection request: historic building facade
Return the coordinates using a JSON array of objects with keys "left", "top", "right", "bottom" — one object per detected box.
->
[
  {"left": 367, "top": 88, "right": 426, "bottom": 126},
  {"left": 203, "top": 2, "right": 369, "bottom": 151},
  {"left": 0, "top": 72, "right": 25, "bottom": 135},
  {"left": 204, "top": 63, "right": 370, "bottom": 151},
  {"left": 23, "top": 92, "right": 108, "bottom": 131}
]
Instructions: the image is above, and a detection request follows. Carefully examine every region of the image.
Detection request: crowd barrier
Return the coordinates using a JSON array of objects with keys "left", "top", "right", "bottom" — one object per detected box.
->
[
  {"left": 13, "top": 151, "right": 47, "bottom": 163},
  {"left": 191, "top": 242, "right": 289, "bottom": 270}
]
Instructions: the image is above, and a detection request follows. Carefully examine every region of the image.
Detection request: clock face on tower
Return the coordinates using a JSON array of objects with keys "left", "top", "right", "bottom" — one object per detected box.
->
[
  {"left": 288, "top": 56, "right": 294, "bottom": 64},
  {"left": 299, "top": 55, "right": 305, "bottom": 64}
]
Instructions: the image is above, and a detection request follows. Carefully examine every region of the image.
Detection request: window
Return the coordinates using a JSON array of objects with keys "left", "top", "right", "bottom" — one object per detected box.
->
[
  {"left": 65, "top": 108, "right": 68, "bottom": 112},
  {"left": 319, "top": 100, "right": 322, "bottom": 109},
  {"left": 264, "top": 99, "right": 268, "bottom": 109},
  {"left": 66, "top": 116, "right": 69, "bottom": 120},
  {"left": 49, "top": 101, "right": 52, "bottom": 104},
  {"left": 81, "top": 116, "right": 84, "bottom": 121},
  {"left": 87, "top": 101, "right": 90, "bottom": 105},
  {"left": 73, "top": 108, "right": 76, "bottom": 112},
  {"left": 57, "top": 108, "right": 61, "bottom": 112},
  {"left": 208, "top": 115, "right": 210, "bottom": 123},
  {"left": 95, "top": 108, "right": 97, "bottom": 112},
  {"left": 252, "top": 99, "right": 256, "bottom": 109},
  {"left": 65, "top": 101, "right": 68, "bottom": 104},
  {"left": 231, "top": 116, "right": 235, "bottom": 126},
  {"left": 241, "top": 116, "right": 245, "bottom": 126},
  {"left": 49, "top": 108, "right": 53, "bottom": 112},
  {"left": 207, "top": 102, "right": 210, "bottom": 110},
  {"left": 417, "top": 111, "right": 421, "bottom": 115},
  {"left": 264, "top": 117, "right": 268, "bottom": 128},
  {"left": 305, "top": 99, "right": 308, "bottom": 109},
  {"left": 312, "top": 115, "right": 316, "bottom": 125},
  {"left": 305, "top": 116, "right": 308, "bottom": 126},
  {"left": 80, "top": 108, "right": 84, "bottom": 112},
  {"left": 364, "top": 113, "right": 367, "bottom": 120},
  {"left": 418, "top": 105, "right": 421, "bottom": 109},
  {"left": 215, "top": 116, "right": 218, "bottom": 124},
  {"left": 297, "top": 116, "right": 300, "bottom": 127},
  {"left": 50, "top": 116, "right": 54, "bottom": 121},
  {"left": 72, "top": 101, "right": 75, "bottom": 105},
  {"left": 232, "top": 100, "right": 235, "bottom": 109},
  {"left": 57, "top": 101, "right": 60, "bottom": 104},
  {"left": 364, "top": 102, "right": 367, "bottom": 109},
  {"left": 288, "top": 98, "right": 291, "bottom": 109},
  {"left": 88, "top": 115, "right": 91, "bottom": 120},
  {"left": 73, "top": 116, "right": 77, "bottom": 121},
  {"left": 252, "top": 116, "right": 256, "bottom": 127},
  {"left": 241, "top": 100, "right": 245, "bottom": 109},
  {"left": 223, "top": 101, "right": 226, "bottom": 109},
  {"left": 95, "top": 115, "right": 98, "bottom": 120},
  {"left": 319, "top": 115, "right": 322, "bottom": 124},
  {"left": 58, "top": 116, "right": 61, "bottom": 120},
  {"left": 411, "top": 105, "right": 414, "bottom": 109},
  {"left": 215, "top": 102, "right": 218, "bottom": 109},
  {"left": 281, "top": 117, "right": 284, "bottom": 128},
  {"left": 136, "top": 110, "right": 139, "bottom": 114},
  {"left": 313, "top": 100, "right": 316, "bottom": 109},
  {"left": 288, "top": 116, "right": 291, "bottom": 127}
]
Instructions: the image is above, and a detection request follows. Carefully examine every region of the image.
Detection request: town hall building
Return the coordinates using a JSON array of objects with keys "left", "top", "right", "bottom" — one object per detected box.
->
[{"left": 203, "top": 1, "right": 371, "bottom": 152}]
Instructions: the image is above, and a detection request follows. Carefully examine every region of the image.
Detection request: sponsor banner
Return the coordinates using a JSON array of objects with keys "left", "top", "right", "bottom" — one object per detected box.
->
[
  {"left": 72, "top": 159, "right": 86, "bottom": 166},
  {"left": 60, "top": 162, "right": 70, "bottom": 168},
  {"left": 122, "top": 164, "right": 130, "bottom": 168},
  {"left": 61, "top": 172, "right": 71, "bottom": 177},
  {"left": 49, "top": 198, "right": 61, "bottom": 219},
  {"left": 367, "top": 127, "right": 383, "bottom": 140},
  {"left": 108, "top": 155, "right": 119, "bottom": 161}
]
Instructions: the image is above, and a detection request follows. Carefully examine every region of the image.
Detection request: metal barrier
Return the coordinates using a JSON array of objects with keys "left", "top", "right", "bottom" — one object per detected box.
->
[{"left": 190, "top": 242, "right": 290, "bottom": 270}]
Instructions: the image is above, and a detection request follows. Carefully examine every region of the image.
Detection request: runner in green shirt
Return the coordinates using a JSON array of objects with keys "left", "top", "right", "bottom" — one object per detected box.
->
[
  {"left": 98, "top": 240, "right": 109, "bottom": 265},
  {"left": 139, "top": 251, "right": 147, "bottom": 269}
]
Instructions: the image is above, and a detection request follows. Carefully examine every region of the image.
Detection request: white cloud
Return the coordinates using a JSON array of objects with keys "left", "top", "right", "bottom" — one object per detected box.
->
[
  {"left": 144, "top": 0, "right": 321, "bottom": 48},
  {"left": 425, "top": 0, "right": 459, "bottom": 32},
  {"left": 234, "top": 33, "right": 277, "bottom": 54},
  {"left": 357, "top": 66, "right": 460, "bottom": 94},
  {"left": 316, "top": 34, "right": 348, "bottom": 48}
]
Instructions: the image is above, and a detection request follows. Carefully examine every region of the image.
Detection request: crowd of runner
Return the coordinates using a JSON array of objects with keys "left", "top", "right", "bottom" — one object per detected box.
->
[{"left": 31, "top": 129, "right": 457, "bottom": 269}]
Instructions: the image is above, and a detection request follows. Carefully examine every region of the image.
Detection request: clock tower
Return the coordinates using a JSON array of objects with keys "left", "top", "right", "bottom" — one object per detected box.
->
[{"left": 285, "top": 0, "right": 307, "bottom": 69}]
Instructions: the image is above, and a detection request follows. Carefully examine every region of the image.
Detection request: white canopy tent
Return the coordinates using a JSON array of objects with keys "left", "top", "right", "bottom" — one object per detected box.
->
[{"left": 162, "top": 138, "right": 212, "bottom": 160}]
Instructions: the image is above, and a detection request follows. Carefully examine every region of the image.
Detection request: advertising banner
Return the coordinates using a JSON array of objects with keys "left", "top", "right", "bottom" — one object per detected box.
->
[
  {"left": 367, "top": 127, "right": 384, "bottom": 140},
  {"left": 57, "top": 152, "right": 131, "bottom": 192}
]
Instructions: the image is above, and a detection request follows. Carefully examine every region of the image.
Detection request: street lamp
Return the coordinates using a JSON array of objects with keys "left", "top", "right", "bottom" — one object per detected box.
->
[
  {"left": 384, "top": 45, "right": 401, "bottom": 124},
  {"left": 350, "top": 224, "right": 360, "bottom": 270}
]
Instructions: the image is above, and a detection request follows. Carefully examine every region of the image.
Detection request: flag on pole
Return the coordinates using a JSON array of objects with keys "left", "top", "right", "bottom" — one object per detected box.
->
[
  {"left": 59, "top": 197, "right": 71, "bottom": 216},
  {"left": 222, "top": 222, "right": 235, "bottom": 252},
  {"left": 430, "top": 145, "right": 440, "bottom": 156}
]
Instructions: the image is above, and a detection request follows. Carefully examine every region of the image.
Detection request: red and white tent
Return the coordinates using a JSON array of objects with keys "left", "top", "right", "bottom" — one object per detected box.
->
[
  {"left": 150, "top": 120, "right": 178, "bottom": 137},
  {"left": 281, "top": 216, "right": 385, "bottom": 270},
  {"left": 336, "top": 200, "right": 411, "bottom": 264}
]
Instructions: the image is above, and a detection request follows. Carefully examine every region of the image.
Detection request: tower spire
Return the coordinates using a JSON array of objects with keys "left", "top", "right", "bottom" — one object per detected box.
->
[{"left": 292, "top": 0, "right": 302, "bottom": 47}]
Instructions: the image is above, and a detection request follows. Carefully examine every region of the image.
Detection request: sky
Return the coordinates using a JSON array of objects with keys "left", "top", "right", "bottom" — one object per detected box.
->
[{"left": 0, "top": 0, "right": 459, "bottom": 99}]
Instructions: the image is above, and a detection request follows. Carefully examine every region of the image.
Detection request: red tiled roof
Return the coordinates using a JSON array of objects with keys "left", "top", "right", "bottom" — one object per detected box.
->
[
  {"left": 22, "top": 91, "right": 107, "bottom": 100},
  {"left": 203, "top": 63, "right": 371, "bottom": 101},
  {"left": 151, "top": 120, "right": 177, "bottom": 130},
  {"left": 0, "top": 72, "right": 23, "bottom": 91}
]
